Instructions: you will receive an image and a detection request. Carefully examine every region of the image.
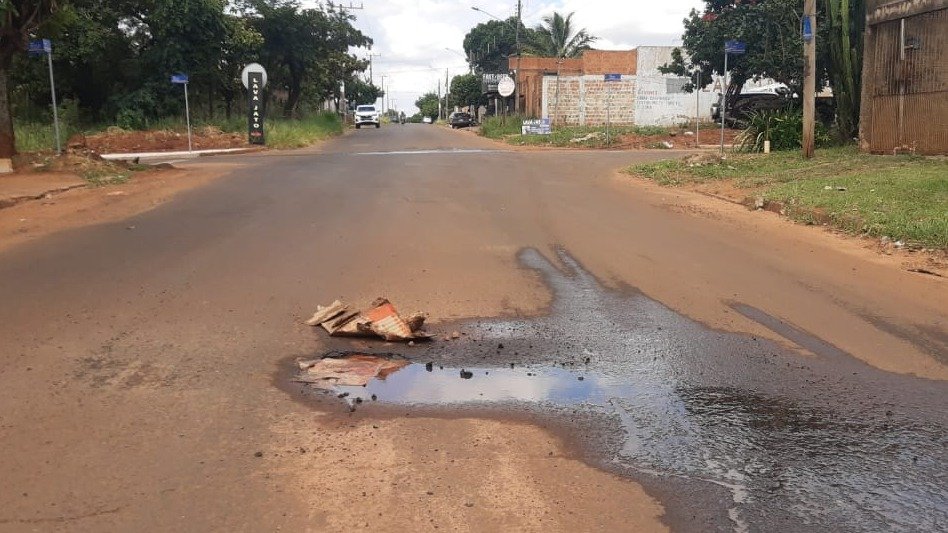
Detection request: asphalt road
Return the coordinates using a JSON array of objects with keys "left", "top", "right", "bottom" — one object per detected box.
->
[{"left": 1, "top": 124, "right": 945, "bottom": 532}]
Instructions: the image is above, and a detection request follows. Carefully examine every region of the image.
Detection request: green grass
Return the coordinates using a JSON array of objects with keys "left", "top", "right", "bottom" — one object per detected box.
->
[
  {"left": 479, "top": 116, "right": 669, "bottom": 148},
  {"left": 13, "top": 121, "right": 82, "bottom": 153},
  {"left": 262, "top": 113, "right": 343, "bottom": 149},
  {"left": 83, "top": 168, "right": 132, "bottom": 187},
  {"left": 627, "top": 147, "right": 948, "bottom": 248},
  {"left": 13, "top": 112, "right": 344, "bottom": 153}
]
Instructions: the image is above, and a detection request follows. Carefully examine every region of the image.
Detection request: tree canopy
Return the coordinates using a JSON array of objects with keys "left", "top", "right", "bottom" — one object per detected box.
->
[
  {"left": 414, "top": 92, "right": 439, "bottom": 121},
  {"left": 661, "top": 0, "right": 863, "bottom": 137},
  {"left": 4, "top": 0, "right": 374, "bottom": 154},
  {"left": 449, "top": 73, "right": 487, "bottom": 110},
  {"left": 462, "top": 17, "right": 530, "bottom": 73},
  {"left": 524, "top": 11, "right": 596, "bottom": 59}
]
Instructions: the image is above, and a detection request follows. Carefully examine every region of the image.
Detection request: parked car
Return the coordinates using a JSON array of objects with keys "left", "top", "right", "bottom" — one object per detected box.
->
[
  {"left": 711, "top": 92, "right": 791, "bottom": 127},
  {"left": 448, "top": 112, "right": 474, "bottom": 129},
  {"left": 354, "top": 105, "right": 380, "bottom": 129},
  {"left": 422, "top": 116, "right": 433, "bottom": 124}
]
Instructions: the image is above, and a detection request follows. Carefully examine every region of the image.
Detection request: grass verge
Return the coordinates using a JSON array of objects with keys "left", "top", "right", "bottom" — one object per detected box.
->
[
  {"left": 14, "top": 112, "right": 344, "bottom": 153},
  {"left": 627, "top": 147, "right": 948, "bottom": 249},
  {"left": 262, "top": 113, "right": 344, "bottom": 149},
  {"left": 479, "top": 116, "right": 669, "bottom": 148}
]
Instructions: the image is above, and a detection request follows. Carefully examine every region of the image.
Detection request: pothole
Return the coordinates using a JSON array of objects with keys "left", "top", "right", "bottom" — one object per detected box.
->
[{"left": 291, "top": 249, "right": 948, "bottom": 533}]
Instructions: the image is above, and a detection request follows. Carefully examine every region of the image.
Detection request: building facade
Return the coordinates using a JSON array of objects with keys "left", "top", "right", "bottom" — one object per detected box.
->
[
  {"left": 516, "top": 48, "right": 721, "bottom": 127},
  {"left": 860, "top": 0, "right": 948, "bottom": 154}
]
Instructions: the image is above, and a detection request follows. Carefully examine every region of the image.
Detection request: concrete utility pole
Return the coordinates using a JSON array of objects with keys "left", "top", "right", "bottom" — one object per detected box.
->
[
  {"left": 802, "top": 0, "right": 817, "bottom": 158},
  {"left": 445, "top": 68, "right": 450, "bottom": 114},
  {"left": 380, "top": 75, "right": 387, "bottom": 114},
  {"left": 368, "top": 53, "right": 381, "bottom": 86}
]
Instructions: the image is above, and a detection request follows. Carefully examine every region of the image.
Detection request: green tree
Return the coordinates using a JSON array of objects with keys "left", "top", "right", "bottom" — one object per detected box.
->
[
  {"left": 660, "top": 0, "right": 830, "bottom": 110},
  {"left": 0, "top": 0, "right": 59, "bottom": 157},
  {"left": 345, "top": 77, "right": 383, "bottom": 108},
  {"left": 414, "top": 92, "right": 439, "bottom": 121},
  {"left": 217, "top": 14, "right": 264, "bottom": 120},
  {"left": 251, "top": 0, "right": 372, "bottom": 118},
  {"left": 449, "top": 73, "right": 486, "bottom": 110},
  {"left": 524, "top": 11, "right": 596, "bottom": 58},
  {"left": 463, "top": 17, "right": 529, "bottom": 73}
]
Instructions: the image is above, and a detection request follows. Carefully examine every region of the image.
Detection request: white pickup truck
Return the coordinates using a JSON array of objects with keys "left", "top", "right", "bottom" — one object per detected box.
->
[{"left": 354, "top": 105, "right": 380, "bottom": 129}]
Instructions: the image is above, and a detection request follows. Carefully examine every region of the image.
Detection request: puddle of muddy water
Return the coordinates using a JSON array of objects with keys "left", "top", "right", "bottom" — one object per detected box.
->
[{"left": 301, "top": 249, "right": 948, "bottom": 533}]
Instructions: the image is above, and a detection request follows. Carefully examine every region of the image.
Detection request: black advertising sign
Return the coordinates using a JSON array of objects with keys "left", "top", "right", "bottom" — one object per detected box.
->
[{"left": 248, "top": 71, "right": 265, "bottom": 145}]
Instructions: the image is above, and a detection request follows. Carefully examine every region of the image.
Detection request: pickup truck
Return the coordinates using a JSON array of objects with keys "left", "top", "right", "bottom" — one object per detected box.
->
[{"left": 354, "top": 105, "right": 380, "bottom": 129}]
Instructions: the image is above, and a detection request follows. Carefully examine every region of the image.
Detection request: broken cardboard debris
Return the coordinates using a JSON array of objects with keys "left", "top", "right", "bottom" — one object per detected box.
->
[
  {"left": 295, "top": 353, "right": 409, "bottom": 389},
  {"left": 307, "top": 298, "right": 431, "bottom": 342}
]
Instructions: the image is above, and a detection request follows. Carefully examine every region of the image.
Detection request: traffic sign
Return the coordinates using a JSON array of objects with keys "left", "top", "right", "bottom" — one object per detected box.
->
[
  {"left": 802, "top": 16, "right": 814, "bottom": 42},
  {"left": 724, "top": 40, "right": 746, "bottom": 54},
  {"left": 497, "top": 75, "right": 515, "bottom": 97},
  {"left": 604, "top": 73, "right": 622, "bottom": 82},
  {"left": 170, "top": 73, "right": 189, "bottom": 84},
  {"left": 241, "top": 63, "right": 268, "bottom": 89},
  {"left": 28, "top": 39, "right": 51, "bottom": 56}
]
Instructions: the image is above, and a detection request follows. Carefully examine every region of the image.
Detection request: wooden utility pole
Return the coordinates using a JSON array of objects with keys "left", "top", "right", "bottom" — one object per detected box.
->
[
  {"left": 514, "top": 0, "right": 522, "bottom": 114},
  {"left": 802, "top": 0, "right": 817, "bottom": 158}
]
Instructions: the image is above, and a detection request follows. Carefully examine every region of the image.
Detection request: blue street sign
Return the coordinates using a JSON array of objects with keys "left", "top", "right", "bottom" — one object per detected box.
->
[
  {"left": 28, "top": 39, "right": 52, "bottom": 55},
  {"left": 724, "top": 40, "right": 746, "bottom": 54},
  {"left": 170, "top": 73, "right": 189, "bottom": 84},
  {"left": 604, "top": 73, "right": 622, "bottom": 82},
  {"left": 802, "top": 16, "right": 814, "bottom": 42}
]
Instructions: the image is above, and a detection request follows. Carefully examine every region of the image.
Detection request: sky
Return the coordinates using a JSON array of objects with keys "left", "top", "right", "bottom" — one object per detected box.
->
[{"left": 309, "top": 0, "right": 706, "bottom": 114}]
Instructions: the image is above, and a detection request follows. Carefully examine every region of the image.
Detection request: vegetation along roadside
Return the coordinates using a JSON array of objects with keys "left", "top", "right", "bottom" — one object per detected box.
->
[{"left": 627, "top": 147, "right": 948, "bottom": 250}]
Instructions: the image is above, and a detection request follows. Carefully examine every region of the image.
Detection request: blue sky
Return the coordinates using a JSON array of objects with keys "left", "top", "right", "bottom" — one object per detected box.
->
[{"left": 309, "top": 0, "right": 705, "bottom": 113}]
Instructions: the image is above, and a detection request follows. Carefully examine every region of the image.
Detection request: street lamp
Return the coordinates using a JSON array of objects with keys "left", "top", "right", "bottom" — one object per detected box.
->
[{"left": 471, "top": 3, "right": 522, "bottom": 114}]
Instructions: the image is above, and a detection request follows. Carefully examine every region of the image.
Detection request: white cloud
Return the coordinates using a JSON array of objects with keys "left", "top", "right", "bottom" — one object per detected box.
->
[{"left": 307, "top": 0, "right": 704, "bottom": 113}]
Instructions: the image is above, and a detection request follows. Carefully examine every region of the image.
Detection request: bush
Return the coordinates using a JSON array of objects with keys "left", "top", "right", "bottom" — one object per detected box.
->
[
  {"left": 479, "top": 115, "right": 524, "bottom": 139},
  {"left": 737, "top": 109, "right": 830, "bottom": 152}
]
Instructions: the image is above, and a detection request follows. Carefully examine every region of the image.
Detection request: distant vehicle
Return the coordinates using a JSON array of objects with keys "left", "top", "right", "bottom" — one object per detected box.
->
[
  {"left": 422, "top": 116, "right": 433, "bottom": 124},
  {"left": 711, "top": 93, "right": 791, "bottom": 127},
  {"left": 354, "top": 105, "right": 380, "bottom": 129},
  {"left": 448, "top": 112, "right": 474, "bottom": 129},
  {"left": 712, "top": 85, "right": 835, "bottom": 127}
]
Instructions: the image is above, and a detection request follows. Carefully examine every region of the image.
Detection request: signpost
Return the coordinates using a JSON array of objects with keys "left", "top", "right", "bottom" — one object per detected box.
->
[
  {"left": 721, "top": 40, "right": 746, "bottom": 153},
  {"left": 497, "top": 75, "right": 515, "bottom": 123},
  {"left": 604, "top": 74, "right": 621, "bottom": 145},
  {"left": 28, "top": 39, "right": 61, "bottom": 155},
  {"left": 521, "top": 118, "right": 551, "bottom": 135},
  {"left": 170, "top": 73, "right": 192, "bottom": 152},
  {"left": 242, "top": 63, "right": 268, "bottom": 145}
]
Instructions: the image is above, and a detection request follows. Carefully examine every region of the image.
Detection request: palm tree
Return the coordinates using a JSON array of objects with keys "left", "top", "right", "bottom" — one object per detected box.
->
[{"left": 525, "top": 11, "right": 597, "bottom": 58}]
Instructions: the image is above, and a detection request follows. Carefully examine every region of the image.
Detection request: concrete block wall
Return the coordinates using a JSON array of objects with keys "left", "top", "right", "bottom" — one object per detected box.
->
[{"left": 541, "top": 75, "right": 635, "bottom": 126}]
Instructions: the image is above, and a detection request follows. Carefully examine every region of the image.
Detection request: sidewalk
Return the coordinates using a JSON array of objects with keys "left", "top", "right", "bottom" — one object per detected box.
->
[{"left": 0, "top": 173, "right": 86, "bottom": 209}]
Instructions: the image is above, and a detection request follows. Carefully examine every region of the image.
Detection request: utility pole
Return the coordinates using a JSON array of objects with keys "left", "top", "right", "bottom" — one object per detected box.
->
[
  {"left": 802, "top": 0, "right": 817, "bottom": 158},
  {"left": 445, "top": 68, "right": 450, "bottom": 115},
  {"left": 368, "top": 53, "right": 381, "bottom": 86},
  {"left": 380, "top": 74, "right": 387, "bottom": 114},
  {"left": 514, "top": 0, "right": 522, "bottom": 115}
]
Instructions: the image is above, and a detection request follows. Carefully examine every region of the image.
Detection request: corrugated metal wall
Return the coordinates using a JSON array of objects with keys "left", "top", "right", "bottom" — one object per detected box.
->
[{"left": 865, "top": 7, "right": 948, "bottom": 154}]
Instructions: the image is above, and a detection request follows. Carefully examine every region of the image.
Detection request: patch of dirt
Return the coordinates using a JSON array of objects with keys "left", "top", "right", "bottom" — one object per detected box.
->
[
  {"left": 73, "top": 126, "right": 247, "bottom": 154},
  {"left": 13, "top": 151, "right": 138, "bottom": 177},
  {"left": 611, "top": 128, "right": 742, "bottom": 150},
  {"left": 0, "top": 161, "right": 234, "bottom": 253}
]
